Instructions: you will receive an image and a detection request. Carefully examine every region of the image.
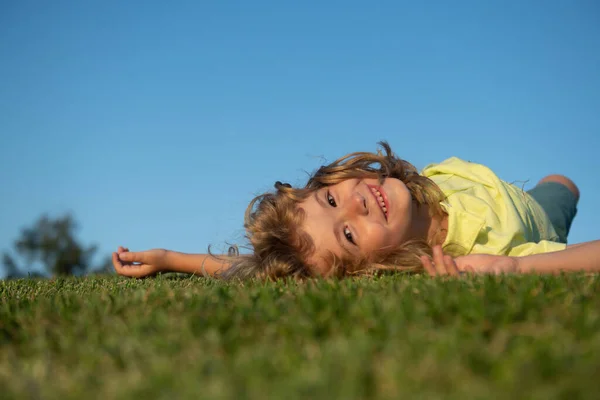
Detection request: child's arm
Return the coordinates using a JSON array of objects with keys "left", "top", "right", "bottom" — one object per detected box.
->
[
  {"left": 515, "top": 240, "right": 600, "bottom": 274},
  {"left": 422, "top": 241, "right": 600, "bottom": 276},
  {"left": 112, "top": 246, "right": 233, "bottom": 278}
]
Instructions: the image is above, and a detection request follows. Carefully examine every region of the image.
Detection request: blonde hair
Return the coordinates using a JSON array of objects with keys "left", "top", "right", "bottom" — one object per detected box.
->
[{"left": 222, "top": 142, "right": 446, "bottom": 280}]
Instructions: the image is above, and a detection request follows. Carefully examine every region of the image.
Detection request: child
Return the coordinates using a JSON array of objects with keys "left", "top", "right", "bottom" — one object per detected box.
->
[{"left": 113, "top": 142, "right": 597, "bottom": 279}]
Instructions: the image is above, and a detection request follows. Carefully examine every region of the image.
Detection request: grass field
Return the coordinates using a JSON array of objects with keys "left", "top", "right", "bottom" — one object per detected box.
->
[{"left": 1, "top": 274, "right": 599, "bottom": 399}]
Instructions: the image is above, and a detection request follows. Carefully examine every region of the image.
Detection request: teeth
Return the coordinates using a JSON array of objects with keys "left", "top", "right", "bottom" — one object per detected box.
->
[{"left": 370, "top": 187, "right": 388, "bottom": 216}]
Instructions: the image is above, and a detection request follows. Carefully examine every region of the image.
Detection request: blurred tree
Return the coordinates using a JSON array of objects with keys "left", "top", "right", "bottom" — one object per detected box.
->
[{"left": 2, "top": 214, "right": 112, "bottom": 278}]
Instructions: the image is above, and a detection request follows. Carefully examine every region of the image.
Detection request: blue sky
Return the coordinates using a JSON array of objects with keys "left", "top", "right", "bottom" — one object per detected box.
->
[{"left": 1, "top": 1, "right": 599, "bottom": 276}]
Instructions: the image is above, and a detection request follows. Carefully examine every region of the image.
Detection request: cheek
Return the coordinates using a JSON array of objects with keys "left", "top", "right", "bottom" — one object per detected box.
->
[
  {"left": 383, "top": 221, "right": 410, "bottom": 249},
  {"left": 364, "top": 226, "right": 394, "bottom": 252}
]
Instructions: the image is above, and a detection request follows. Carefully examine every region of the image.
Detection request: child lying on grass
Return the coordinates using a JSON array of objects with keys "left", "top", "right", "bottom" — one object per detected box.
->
[{"left": 113, "top": 142, "right": 598, "bottom": 279}]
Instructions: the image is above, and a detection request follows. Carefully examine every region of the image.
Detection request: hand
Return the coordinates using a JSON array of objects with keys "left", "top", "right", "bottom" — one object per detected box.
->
[
  {"left": 420, "top": 246, "right": 520, "bottom": 276},
  {"left": 453, "top": 253, "right": 519, "bottom": 275},
  {"left": 112, "top": 246, "right": 169, "bottom": 278},
  {"left": 420, "top": 245, "right": 465, "bottom": 277}
]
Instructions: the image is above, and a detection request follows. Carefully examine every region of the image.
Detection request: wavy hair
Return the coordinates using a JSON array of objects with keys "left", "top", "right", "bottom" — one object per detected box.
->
[{"left": 222, "top": 142, "right": 446, "bottom": 279}]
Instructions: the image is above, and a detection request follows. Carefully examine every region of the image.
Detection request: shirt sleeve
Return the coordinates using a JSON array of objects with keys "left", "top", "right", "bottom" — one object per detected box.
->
[{"left": 507, "top": 240, "right": 567, "bottom": 257}]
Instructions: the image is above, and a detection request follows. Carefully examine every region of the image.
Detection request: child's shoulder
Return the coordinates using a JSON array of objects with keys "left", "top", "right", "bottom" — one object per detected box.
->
[{"left": 422, "top": 157, "right": 497, "bottom": 180}]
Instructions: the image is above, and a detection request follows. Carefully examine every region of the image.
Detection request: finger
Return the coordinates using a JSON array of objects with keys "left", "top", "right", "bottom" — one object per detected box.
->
[
  {"left": 113, "top": 252, "right": 139, "bottom": 271},
  {"left": 120, "top": 266, "right": 145, "bottom": 278},
  {"left": 113, "top": 253, "right": 147, "bottom": 278},
  {"left": 443, "top": 255, "right": 460, "bottom": 276},
  {"left": 118, "top": 251, "right": 144, "bottom": 263},
  {"left": 432, "top": 246, "right": 447, "bottom": 275},
  {"left": 463, "top": 265, "right": 476, "bottom": 275},
  {"left": 112, "top": 252, "right": 124, "bottom": 272},
  {"left": 117, "top": 246, "right": 131, "bottom": 255},
  {"left": 420, "top": 255, "right": 437, "bottom": 276}
]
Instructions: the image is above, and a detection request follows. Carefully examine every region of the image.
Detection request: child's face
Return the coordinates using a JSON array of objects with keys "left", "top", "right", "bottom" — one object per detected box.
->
[{"left": 299, "top": 177, "right": 413, "bottom": 276}]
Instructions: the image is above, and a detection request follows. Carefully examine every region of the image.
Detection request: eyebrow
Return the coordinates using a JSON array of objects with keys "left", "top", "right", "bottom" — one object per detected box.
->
[{"left": 314, "top": 190, "right": 356, "bottom": 259}]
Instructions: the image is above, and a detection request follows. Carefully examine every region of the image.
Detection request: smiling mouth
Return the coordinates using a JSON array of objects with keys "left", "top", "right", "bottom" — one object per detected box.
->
[{"left": 367, "top": 185, "right": 389, "bottom": 220}]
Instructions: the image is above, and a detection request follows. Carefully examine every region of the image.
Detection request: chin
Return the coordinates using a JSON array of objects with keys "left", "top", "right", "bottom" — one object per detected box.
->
[
  {"left": 383, "top": 178, "right": 412, "bottom": 220},
  {"left": 384, "top": 178, "right": 411, "bottom": 202}
]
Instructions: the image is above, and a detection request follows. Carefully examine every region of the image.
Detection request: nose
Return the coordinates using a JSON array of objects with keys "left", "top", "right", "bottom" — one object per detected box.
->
[{"left": 345, "top": 192, "right": 368, "bottom": 217}]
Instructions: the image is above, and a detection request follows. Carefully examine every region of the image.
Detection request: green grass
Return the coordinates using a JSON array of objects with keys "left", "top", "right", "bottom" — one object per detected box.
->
[{"left": 1, "top": 274, "right": 600, "bottom": 400}]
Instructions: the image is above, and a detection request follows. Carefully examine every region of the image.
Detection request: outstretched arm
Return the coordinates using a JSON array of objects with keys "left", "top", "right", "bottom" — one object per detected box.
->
[
  {"left": 112, "top": 246, "right": 233, "bottom": 278},
  {"left": 422, "top": 241, "right": 600, "bottom": 276},
  {"left": 516, "top": 240, "right": 600, "bottom": 274}
]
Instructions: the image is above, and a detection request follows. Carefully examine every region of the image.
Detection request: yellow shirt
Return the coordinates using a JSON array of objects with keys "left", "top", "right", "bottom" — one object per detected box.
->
[{"left": 422, "top": 157, "right": 566, "bottom": 256}]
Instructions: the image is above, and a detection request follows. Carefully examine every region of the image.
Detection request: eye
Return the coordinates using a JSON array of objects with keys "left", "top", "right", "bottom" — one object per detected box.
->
[
  {"left": 344, "top": 226, "right": 355, "bottom": 245},
  {"left": 326, "top": 191, "right": 337, "bottom": 207}
]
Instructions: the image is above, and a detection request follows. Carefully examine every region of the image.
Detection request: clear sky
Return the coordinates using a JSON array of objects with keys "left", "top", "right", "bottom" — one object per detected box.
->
[{"left": 1, "top": 1, "right": 599, "bottom": 276}]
